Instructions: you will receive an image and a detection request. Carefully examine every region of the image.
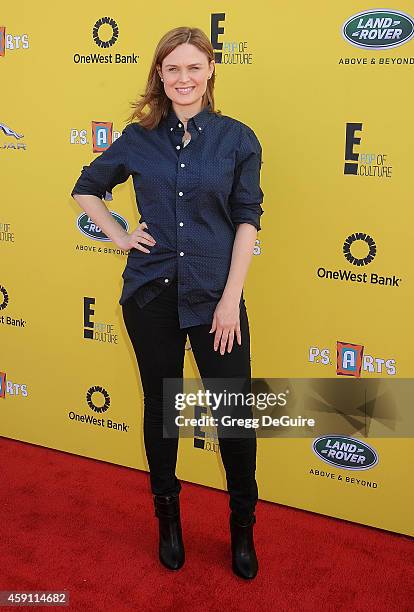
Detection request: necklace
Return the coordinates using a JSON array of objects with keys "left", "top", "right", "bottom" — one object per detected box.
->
[{"left": 182, "top": 128, "right": 191, "bottom": 146}]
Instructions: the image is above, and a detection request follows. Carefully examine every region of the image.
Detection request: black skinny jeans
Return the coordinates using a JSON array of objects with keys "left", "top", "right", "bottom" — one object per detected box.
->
[{"left": 121, "top": 276, "right": 258, "bottom": 521}]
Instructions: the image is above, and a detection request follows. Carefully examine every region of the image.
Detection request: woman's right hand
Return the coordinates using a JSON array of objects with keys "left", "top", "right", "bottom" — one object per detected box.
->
[{"left": 117, "top": 222, "right": 156, "bottom": 253}]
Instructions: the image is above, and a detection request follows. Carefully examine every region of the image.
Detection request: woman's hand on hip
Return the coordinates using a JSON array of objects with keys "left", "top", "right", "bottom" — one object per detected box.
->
[
  {"left": 209, "top": 297, "right": 242, "bottom": 355},
  {"left": 117, "top": 222, "right": 156, "bottom": 252}
]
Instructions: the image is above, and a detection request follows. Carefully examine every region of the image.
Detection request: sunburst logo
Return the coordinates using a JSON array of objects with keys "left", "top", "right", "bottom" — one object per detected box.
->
[
  {"left": 0, "top": 286, "right": 8, "bottom": 310},
  {"left": 92, "top": 17, "right": 119, "bottom": 48},
  {"left": 86, "top": 386, "right": 111, "bottom": 413},
  {"left": 343, "top": 233, "right": 377, "bottom": 266}
]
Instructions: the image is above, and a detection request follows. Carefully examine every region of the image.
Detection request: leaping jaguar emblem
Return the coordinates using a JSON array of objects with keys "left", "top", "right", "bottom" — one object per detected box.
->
[{"left": 0, "top": 122, "right": 24, "bottom": 139}]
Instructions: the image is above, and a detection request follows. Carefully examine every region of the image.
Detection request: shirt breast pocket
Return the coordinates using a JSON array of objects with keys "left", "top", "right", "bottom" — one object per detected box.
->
[{"left": 200, "top": 156, "right": 235, "bottom": 199}]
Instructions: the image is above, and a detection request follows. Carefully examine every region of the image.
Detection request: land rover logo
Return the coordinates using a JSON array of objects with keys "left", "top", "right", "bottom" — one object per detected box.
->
[
  {"left": 342, "top": 10, "right": 414, "bottom": 50},
  {"left": 77, "top": 211, "right": 128, "bottom": 241},
  {"left": 312, "top": 435, "right": 378, "bottom": 470}
]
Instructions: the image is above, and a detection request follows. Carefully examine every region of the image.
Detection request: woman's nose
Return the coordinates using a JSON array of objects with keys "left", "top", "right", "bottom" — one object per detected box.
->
[{"left": 177, "top": 72, "right": 192, "bottom": 82}]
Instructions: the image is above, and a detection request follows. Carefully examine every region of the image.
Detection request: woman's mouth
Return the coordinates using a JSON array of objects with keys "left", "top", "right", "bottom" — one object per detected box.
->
[{"left": 175, "top": 87, "right": 195, "bottom": 95}]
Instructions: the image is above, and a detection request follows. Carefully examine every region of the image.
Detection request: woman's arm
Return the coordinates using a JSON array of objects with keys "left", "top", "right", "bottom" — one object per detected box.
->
[
  {"left": 73, "top": 194, "right": 129, "bottom": 248},
  {"left": 73, "top": 194, "right": 156, "bottom": 252},
  {"left": 210, "top": 124, "right": 264, "bottom": 355},
  {"left": 221, "top": 223, "right": 257, "bottom": 303},
  {"left": 210, "top": 223, "right": 258, "bottom": 355}
]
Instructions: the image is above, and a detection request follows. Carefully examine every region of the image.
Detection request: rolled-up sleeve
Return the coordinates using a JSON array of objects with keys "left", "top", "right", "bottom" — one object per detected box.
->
[
  {"left": 228, "top": 125, "right": 264, "bottom": 231},
  {"left": 71, "top": 126, "right": 131, "bottom": 199}
]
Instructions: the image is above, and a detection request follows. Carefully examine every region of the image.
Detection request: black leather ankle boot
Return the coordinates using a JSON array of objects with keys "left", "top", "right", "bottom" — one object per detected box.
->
[
  {"left": 153, "top": 494, "right": 185, "bottom": 570},
  {"left": 229, "top": 512, "right": 258, "bottom": 579}
]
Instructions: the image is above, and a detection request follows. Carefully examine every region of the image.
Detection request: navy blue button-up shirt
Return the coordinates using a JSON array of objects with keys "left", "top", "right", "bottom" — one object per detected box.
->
[{"left": 71, "top": 103, "right": 264, "bottom": 328}]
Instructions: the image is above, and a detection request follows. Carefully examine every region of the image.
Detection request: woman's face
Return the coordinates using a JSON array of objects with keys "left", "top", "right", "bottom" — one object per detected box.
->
[{"left": 158, "top": 43, "right": 214, "bottom": 108}]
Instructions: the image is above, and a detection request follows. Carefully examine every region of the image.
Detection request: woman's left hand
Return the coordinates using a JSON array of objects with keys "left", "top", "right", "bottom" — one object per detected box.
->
[{"left": 209, "top": 297, "right": 242, "bottom": 355}]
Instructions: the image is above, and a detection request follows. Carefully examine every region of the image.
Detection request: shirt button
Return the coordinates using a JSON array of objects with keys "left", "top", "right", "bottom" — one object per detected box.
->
[
  {"left": 179, "top": 222, "right": 184, "bottom": 226},
  {"left": 178, "top": 191, "right": 183, "bottom": 196},
  {"left": 176, "top": 145, "right": 181, "bottom": 150},
  {"left": 180, "top": 251, "right": 184, "bottom": 256},
  {"left": 180, "top": 163, "right": 185, "bottom": 168},
  {"left": 164, "top": 278, "right": 169, "bottom": 283}
]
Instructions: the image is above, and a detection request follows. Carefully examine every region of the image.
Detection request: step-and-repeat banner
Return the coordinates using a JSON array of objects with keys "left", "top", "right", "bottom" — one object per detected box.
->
[{"left": 1, "top": 3, "right": 413, "bottom": 537}]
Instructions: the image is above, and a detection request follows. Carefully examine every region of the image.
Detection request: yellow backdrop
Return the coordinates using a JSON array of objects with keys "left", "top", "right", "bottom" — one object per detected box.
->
[{"left": 1, "top": 2, "right": 413, "bottom": 537}]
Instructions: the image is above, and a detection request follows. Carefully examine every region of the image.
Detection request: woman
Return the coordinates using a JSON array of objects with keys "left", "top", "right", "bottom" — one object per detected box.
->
[{"left": 71, "top": 26, "right": 264, "bottom": 580}]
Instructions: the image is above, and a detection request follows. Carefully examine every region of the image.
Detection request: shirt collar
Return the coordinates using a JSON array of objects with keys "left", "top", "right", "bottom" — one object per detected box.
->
[{"left": 165, "top": 102, "right": 214, "bottom": 132}]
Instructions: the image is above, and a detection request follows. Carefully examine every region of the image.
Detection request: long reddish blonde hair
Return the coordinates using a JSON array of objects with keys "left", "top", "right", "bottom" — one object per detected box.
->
[{"left": 126, "top": 26, "right": 221, "bottom": 129}]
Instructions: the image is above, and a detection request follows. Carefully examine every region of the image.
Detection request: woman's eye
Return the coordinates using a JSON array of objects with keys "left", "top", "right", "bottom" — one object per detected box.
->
[{"left": 168, "top": 67, "right": 199, "bottom": 71}]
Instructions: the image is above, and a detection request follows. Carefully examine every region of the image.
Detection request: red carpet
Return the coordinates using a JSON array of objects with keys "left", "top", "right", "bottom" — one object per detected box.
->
[{"left": 0, "top": 436, "right": 413, "bottom": 612}]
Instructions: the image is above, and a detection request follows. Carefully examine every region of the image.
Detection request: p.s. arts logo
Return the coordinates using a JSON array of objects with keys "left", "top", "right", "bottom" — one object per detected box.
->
[
  {"left": 337, "top": 342, "right": 365, "bottom": 377},
  {"left": 316, "top": 233, "right": 402, "bottom": 289},
  {"left": 211, "top": 13, "right": 254, "bottom": 65},
  {"left": 309, "top": 341, "right": 396, "bottom": 377},
  {"left": 0, "top": 371, "right": 28, "bottom": 399},
  {"left": 67, "top": 386, "right": 130, "bottom": 433},
  {"left": 70, "top": 121, "right": 122, "bottom": 152},
  {"left": 0, "top": 26, "right": 29, "bottom": 56},
  {"left": 83, "top": 296, "right": 119, "bottom": 344},
  {"left": 73, "top": 16, "right": 139, "bottom": 65},
  {"left": 344, "top": 123, "right": 392, "bottom": 178},
  {"left": 91, "top": 121, "right": 117, "bottom": 153},
  {"left": 312, "top": 435, "right": 378, "bottom": 470},
  {"left": 342, "top": 10, "right": 414, "bottom": 50},
  {"left": 0, "top": 122, "right": 27, "bottom": 151}
]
